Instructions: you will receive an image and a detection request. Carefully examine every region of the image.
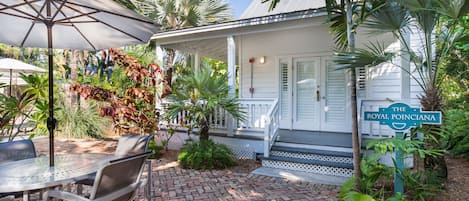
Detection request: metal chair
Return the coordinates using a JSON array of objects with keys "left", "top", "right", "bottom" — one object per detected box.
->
[
  {"left": 76, "top": 134, "right": 154, "bottom": 199},
  {"left": 0, "top": 139, "right": 36, "bottom": 163},
  {"left": 0, "top": 139, "right": 37, "bottom": 199},
  {"left": 43, "top": 152, "right": 151, "bottom": 201}
]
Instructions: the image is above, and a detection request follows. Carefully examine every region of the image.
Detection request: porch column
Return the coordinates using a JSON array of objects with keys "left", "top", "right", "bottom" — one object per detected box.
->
[
  {"left": 155, "top": 44, "right": 164, "bottom": 108},
  {"left": 400, "top": 30, "right": 410, "bottom": 102},
  {"left": 226, "top": 35, "right": 236, "bottom": 136},
  {"left": 194, "top": 50, "right": 200, "bottom": 71},
  {"left": 227, "top": 35, "right": 236, "bottom": 96}
]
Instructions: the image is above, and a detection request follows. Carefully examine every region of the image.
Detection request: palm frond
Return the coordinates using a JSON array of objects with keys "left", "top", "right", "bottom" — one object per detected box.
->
[
  {"left": 334, "top": 42, "right": 395, "bottom": 70},
  {"left": 363, "top": 1, "right": 412, "bottom": 36},
  {"left": 435, "top": 0, "right": 469, "bottom": 19}
]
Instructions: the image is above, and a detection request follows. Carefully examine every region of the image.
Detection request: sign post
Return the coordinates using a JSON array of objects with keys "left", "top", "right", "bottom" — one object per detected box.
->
[{"left": 364, "top": 102, "right": 442, "bottom": 194}]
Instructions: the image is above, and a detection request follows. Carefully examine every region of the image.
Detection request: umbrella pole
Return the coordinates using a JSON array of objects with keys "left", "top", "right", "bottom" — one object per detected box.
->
[
  {"left": 47, "top": 24, "right": 55, "bottom": 167},
  {"left": 9, "top": 69, "right": 12, "bottom": 97}
]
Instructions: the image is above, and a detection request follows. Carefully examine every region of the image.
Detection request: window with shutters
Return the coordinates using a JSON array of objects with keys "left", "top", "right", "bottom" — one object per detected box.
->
[{"left": 357, "top": 67, "right": 366, "bottom": 90}]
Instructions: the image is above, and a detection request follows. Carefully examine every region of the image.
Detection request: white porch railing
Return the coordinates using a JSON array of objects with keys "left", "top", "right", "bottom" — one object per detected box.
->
[
  {"left": 262, "top": 99, "right": 279, "bottom": 158},
  {"left": 160, "top": 98, "right": 279, "bottom": 130},
  {"left": 236, "top": 98, "right": 277, "bottom": 130},
  {"left": 160, "top": 98, "right": 280, "bottom": 156}
]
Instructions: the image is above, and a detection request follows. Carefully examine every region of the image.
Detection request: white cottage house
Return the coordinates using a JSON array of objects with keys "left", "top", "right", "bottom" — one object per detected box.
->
[{"left": 152, "top": 0, "right": 422, "bottom": 179}]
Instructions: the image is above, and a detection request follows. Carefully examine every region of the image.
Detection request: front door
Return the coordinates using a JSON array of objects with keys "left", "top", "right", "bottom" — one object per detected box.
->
[{"left": 279, "top": 57, "right": 321, "bottom": 130}]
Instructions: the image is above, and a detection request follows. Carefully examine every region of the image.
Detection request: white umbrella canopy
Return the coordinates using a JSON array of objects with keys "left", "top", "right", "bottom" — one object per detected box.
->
[
  {"left": 0, "top": 0, "right": 159, "bottom": 166},
  {"left": 0, "top": 0, "right": 157, "bottom": 50},
  {"left": 0, "top": 57, "right": 46, "bottom": 73},
  {"left": 0, "top": 75, "right": 27, "bottom": 86},
  {"left": 0, "top": 57, "right": 45, "bottom": 95}
]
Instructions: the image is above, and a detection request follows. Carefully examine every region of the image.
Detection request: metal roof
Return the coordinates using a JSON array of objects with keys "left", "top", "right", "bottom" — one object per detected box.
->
[{"left": 240, "top": 0, "right": 326, "bottom": 19}]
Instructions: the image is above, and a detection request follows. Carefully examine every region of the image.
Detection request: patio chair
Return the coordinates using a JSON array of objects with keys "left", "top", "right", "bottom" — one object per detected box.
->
[
  {"left": 0, "top": 139, "right": 37, "bottom": 199},
  {"left": 0, "top": 139, "right": 37, "bottom": 163},
  {"left": 43, "top": 152, "right": 151, "bottom": 201},
  {"left": 76, "top": 134, "right": 153, "bottom": 195}
]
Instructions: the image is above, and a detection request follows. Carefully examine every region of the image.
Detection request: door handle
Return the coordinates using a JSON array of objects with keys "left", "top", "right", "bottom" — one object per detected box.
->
[{"left": 316, "top": 86, "right": 320, "bottom": 102}]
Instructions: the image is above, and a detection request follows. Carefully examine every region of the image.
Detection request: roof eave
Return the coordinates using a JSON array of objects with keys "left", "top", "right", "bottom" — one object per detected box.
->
[{"left": 151, "top": 8, "right": 328, "bottom": 41}]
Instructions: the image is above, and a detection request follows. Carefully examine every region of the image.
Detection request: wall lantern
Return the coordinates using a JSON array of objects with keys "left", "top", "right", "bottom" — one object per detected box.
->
[{"left": 259, "top": 56, "right": 266, "bottom": 64}]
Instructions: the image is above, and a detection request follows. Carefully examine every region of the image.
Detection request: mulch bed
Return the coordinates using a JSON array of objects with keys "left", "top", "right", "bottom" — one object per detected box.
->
[{"left": 432, "top": 157, "right": 469, "bottom": 201}]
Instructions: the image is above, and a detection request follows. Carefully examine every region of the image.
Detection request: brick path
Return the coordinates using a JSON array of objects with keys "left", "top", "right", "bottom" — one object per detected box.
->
[{"left": 30, "top": 137, "right": 340, "bottom": 201}]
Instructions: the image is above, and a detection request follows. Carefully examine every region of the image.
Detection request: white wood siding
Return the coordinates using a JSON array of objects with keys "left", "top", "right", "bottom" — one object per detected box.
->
[{"left": 238, "top": 25, "right": 334, "bottom": 98}]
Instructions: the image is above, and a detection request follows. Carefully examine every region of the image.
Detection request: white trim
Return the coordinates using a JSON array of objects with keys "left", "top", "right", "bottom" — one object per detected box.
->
[
  {"left": 152, "top": 10, "right": 327, "bottom": 40},
  {"left": 401, "top": 30, "right": 411, "bottom": 102},
  {"left": 153, "top": 17, "right": 327, "bottom": 46}
]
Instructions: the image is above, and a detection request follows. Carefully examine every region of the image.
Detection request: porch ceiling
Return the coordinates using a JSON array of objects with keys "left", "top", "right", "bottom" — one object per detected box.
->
[{"left": 162, "top": 38, "right": 227, "bottom": 61}]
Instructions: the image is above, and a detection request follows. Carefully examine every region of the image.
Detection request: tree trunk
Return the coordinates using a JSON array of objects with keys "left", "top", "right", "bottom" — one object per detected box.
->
[
  {"left": 164, "top": 48, "right": 175, "bottom": 87},
  {"left": 70, "top": 50, "right": 79, "bottom": 106},
  {"left": 420, "top": 84, "right": 447, "bottom": 178},
  {"left": 346, "top": 0, "right": 363, "bottom": 185},
  {"left": 199, "top": 122, "right": 210, "bottom": 141}
]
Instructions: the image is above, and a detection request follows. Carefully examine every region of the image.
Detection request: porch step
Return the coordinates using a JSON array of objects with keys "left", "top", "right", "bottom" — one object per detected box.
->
[
  {"left": 271, "top": 146, "right": 353, "bottom": 157},
  {"left": 260, "top": 145, "right": 354, "bottom": 177},
  {"left": 261, "top": 156, "right": 353, "bottom": 177}
]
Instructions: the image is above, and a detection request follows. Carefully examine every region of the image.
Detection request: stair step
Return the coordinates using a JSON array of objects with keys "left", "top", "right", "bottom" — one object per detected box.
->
[
  {"left": 261, "top": 155, "right": 353, "bottom": 169},
  {"left": 271, "top": 146, "right": 353, "bottom": 157},
  {"left": 270, "top": 150, "right": 353, "bottom": 164},
  {"left": 261, "top": 157, "right": 353, "bottom": 177}
]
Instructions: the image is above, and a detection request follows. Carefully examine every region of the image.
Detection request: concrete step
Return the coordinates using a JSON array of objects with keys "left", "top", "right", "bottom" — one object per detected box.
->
[{"left": 251, "top": 167, "right": 349, "bottom": 186}]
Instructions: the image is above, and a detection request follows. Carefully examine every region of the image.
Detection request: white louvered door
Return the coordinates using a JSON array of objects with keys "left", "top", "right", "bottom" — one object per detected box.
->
[
  {"left": 279, "top": 56, "right": 349, "bottom": 132},
  {"left": 321, "top": 59, "right": 349, "bottom": 132},
  {"left": 292, "top": 57, "right": 321, "bottom": 130}
]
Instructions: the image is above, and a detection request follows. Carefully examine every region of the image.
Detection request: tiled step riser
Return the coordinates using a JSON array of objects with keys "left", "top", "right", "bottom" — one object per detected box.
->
[
  {"left": 270, "top": 151, "right": 353, "bottom": 164},
  {"left": 262, "top": 160, "right": 353, "bottom": 177}
]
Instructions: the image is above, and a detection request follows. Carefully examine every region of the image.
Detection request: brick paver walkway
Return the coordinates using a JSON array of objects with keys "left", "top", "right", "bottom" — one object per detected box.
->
[
  {"left": 151, "top": 160, "right": 339, "bottom": 201},
  {"left": 30, "top": 137, "right": 339, "bottom": 201}
]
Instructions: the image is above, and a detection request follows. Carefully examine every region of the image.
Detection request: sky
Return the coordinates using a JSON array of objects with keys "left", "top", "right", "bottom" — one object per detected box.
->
[{"left": 227, "top": 0, "right": 252, "bottom": 18}]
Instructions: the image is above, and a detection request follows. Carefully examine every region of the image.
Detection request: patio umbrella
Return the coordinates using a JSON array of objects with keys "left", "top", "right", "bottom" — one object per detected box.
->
[
  {"left": 0, "top": 0, "right": 158, "bottom": 166},
  {"left": 0, "top": 57, "right": 46, "bottom": 96}
]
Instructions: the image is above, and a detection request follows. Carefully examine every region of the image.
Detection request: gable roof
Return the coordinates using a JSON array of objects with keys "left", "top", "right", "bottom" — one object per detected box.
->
[{"left": 240, "top": 0, "right": 326, "bottom": 19}]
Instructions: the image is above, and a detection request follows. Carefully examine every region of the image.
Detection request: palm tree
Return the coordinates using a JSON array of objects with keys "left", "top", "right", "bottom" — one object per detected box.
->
[
  {"left": 334, "top": 0, "right": 469, "bottom": 175},
  {"left": 165, "top": 65, "right": 244, "bottom": 141},
  {"left": 131, "top": 0, "right": 232, "bottom": 85},
  {"left": 263, "top": 0, "right": 371, "bottom": 181}
]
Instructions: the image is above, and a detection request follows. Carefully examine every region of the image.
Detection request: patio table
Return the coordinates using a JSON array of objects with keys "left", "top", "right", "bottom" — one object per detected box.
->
[{"left": 0, "top": 153, "right": 116, "bottom": 201}]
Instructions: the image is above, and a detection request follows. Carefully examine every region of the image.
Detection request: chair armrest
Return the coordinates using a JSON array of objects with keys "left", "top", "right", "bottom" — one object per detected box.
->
[
  {"left": 138, "top": 179, "right": 147, "bottom": 188},
  {"left": 43, "top": 190, "right": 91, "bottom": 201}
]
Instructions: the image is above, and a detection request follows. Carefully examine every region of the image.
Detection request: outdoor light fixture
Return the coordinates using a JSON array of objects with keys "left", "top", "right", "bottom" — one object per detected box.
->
[{"left": 259, "top": 56, "right": 266, "bottom": 64}]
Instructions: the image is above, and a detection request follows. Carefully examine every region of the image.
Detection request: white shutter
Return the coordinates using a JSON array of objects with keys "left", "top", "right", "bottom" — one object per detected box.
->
[
  {"left": 279, "top": 61, "right": 290, "bottom": 121},
  {"left": 325, "top": 60, "right": 346, "bottom": 124}
]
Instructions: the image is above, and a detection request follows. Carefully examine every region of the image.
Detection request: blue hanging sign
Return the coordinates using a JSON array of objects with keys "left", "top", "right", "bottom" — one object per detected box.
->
[
  {"left": 364, "top": 102, "right": 442, "bottom": 130},
  {"left": 363, "top": 102, "right": 442, "bottom": 195}
]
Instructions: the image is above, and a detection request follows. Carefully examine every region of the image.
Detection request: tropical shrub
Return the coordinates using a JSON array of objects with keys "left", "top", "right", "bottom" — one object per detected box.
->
[
  {"left": 166, "top": 65, "right": 245, "bottom": 141},
  {"left": 178, "top": 139, "right": 237, "bottom": 170},
  {"left": 442, "top": 109, "right": 469, "bottom": 157},
  {"left": 147, "top": 139, "right": 163, "bottom": 159},
  {"left": 339, "top": 131, "right": 444, "bottom": 201},
  {"left": 55, "top": 101, "right": 109, "bottom": 139}
]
